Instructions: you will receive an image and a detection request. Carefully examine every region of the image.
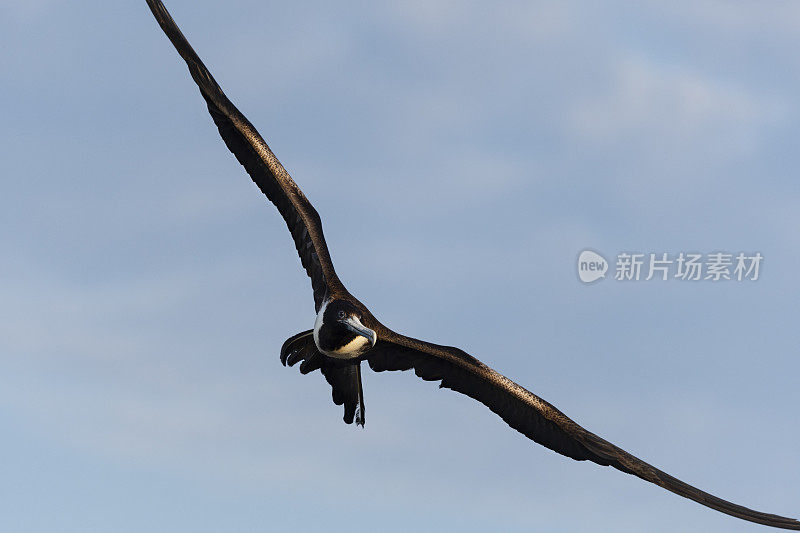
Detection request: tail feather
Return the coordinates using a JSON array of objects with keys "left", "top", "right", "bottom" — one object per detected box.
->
[
  {"left": 281, "top": 330, "right": 366, "bottom": 426},
  {"left": 355, "top": 363, "right": 365, "bottom": 427}
]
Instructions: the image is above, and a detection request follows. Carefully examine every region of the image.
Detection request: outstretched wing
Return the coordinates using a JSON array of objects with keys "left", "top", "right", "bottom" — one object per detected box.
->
[
  {"left": 146, "top": 0, "right": 342, "bottom": 311},
  {"left": 367, "top": 331, "right": 800, "bottom": 530},
  {"left": 281, "top": 330, "right": 366, "bottom": 426}
]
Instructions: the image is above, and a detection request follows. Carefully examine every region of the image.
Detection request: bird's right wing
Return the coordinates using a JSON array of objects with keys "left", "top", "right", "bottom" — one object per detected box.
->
[
  {"left": 146, "top": 0, "right": 342, "bottom": 311},
  {"left": 367, "top": 331, "right": 800, "bottom": 530}
]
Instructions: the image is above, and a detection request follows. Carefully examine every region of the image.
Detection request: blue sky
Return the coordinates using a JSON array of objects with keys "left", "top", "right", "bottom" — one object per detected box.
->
[{"left": 2, "top": 1, "right": 799, "bottom": 531}]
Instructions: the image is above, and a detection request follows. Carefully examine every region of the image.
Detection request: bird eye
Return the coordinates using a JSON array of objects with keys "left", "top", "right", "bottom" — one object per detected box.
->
[{"left": 337, "top": 310, "right": 346, "bottom": 319}]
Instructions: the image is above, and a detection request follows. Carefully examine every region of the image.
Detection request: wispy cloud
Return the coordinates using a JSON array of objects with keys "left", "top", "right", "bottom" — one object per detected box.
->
[{"left": 566, "top": 55, "right": 785, "bottom": 156}]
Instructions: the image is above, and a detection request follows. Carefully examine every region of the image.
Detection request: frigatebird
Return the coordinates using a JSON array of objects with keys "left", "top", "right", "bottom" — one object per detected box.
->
[{"left": 145, "top": 1, "right": 799, "bottom": 529}]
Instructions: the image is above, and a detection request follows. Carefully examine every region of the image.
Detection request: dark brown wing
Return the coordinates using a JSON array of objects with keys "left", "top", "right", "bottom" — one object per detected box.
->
[
  {"left": 281, "top": 330, "right": 365, "bottom": 426},
  {"left": 146, "top": 0, "right": 342, "bottom": 311},
  {"left": 367, "top": 331, "right": 800, "bottom": 530}
]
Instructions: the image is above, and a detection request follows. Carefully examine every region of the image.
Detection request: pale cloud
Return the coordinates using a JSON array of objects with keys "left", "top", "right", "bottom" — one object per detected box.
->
[
  {"left": 640, "top": 0, "right": 800, "bottom": 35},
  {"left": 566, "top": 55, "right": 785, "bottom": 157},
  {"left": 0, "top": 0, "right": 64, "bottom": 19},
  {"left": 384, "top": 1, "right": 576, "bottom": 43}
]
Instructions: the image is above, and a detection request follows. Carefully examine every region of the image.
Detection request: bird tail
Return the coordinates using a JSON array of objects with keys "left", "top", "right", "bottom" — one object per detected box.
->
[
  {"left": 329, "top": 361, "right": 365, "bottom": 427},
  {"left": 281, "top": 330, "right": 366, "bottom": 426},
  {"left": 354, "top": 362, "right": 365, "bottom": 427}
]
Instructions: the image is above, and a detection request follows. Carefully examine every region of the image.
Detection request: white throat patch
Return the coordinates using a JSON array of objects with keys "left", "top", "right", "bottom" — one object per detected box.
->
[
  {"left": 312, "top": 299, "right": 328, "bottom": 351},
  {"left": 326, "top": 334, "right": 371, "bottom": 359}
]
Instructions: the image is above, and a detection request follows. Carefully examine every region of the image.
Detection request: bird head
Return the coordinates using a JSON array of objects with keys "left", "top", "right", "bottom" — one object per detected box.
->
[{"left": 314, "top": 299, "right": 377, "bottom": 358}]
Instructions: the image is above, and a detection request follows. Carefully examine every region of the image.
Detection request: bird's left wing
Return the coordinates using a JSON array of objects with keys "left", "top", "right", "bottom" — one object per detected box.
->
[
  {"left": 367, "top": 331, "right": 800, "bottom": 530},
  {"left": 146, "top": 0, "right": 343, "bottom": 311}
]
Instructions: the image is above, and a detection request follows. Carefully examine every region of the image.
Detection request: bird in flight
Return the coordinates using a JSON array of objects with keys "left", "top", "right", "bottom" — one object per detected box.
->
[{"left": 145, "top": 1, "right": 799, "bottom": 529}]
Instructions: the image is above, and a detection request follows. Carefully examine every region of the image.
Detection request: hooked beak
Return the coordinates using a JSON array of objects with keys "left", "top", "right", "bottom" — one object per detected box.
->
[{"left": 342, "top": 316, "right": 377, "bottom": 347}]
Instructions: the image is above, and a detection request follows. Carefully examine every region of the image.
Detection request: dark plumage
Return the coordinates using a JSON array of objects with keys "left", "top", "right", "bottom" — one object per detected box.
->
[
  {"left": 146, "top": 0, "right": 800, "bottom": 529},
  {"left": 281, "top": 330, "right": 365, "bottom": 426}
]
